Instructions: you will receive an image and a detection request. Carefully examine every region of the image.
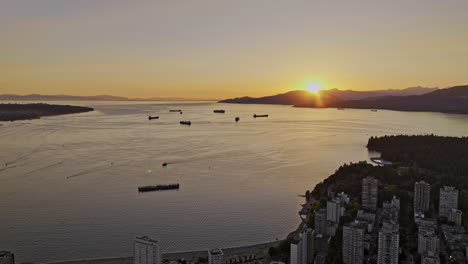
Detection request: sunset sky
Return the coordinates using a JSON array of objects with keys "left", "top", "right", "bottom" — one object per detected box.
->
[{"left": 1, "top": 0, "right": 468, "bottom": 99}]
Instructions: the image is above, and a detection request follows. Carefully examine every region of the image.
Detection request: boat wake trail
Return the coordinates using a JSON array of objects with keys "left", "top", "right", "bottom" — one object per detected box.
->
[
  {"left": 0, "top": 165, "right": 17, "bottom": 173},
  {"left": 25, "top": 161, "right": 64, "bottom": 175},
  {"left": 66, "top": 161, "right": 131, "bottom": 179}
]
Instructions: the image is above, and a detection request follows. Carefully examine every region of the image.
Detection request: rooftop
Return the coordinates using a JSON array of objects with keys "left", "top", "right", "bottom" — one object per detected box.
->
[
  {"left": 209, "top": 248, "right": 223, "bottom": 256},
  {"left": 135, "top": 236, "right": 158, "bottom": 244}
]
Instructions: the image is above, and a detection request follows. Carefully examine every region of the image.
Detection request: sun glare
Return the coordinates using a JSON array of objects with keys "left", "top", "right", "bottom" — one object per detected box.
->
[{"left": 305, "top": 82, "right": 322, "bottom": 93}]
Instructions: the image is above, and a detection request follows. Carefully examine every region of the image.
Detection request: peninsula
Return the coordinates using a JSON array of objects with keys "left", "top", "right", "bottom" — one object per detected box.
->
[
  {"left": 0, "top": 103, "right": 94, "bottom": 121},
  {"left": 265, "top": 134, "right": 468, "bottom": 263}
]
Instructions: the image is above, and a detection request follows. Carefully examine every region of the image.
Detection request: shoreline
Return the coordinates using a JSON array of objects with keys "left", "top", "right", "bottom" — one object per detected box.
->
[
  {"left": 0, "top": 103, "right": 93, "bottom": 122},
  {"left": 43, "top": 241, "right": 282, "bottom": 264}
]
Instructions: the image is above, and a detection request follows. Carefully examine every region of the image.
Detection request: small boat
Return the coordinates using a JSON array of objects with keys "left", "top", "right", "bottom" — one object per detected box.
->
[
  {"left": 371, "top": 109, "right": 378, "bottom": 112},
  {"left": 170, "top": 109, "right": 182, "bottom": 112},
  {"left": 148, "top": 116, "right": 159, "bottom": 120},
  {"left": 235, "top": 117, "right": 240, "bottom": 122},
  {"left": 337, "top": 108, "right": 345, "bottom": 110},
  {"left": 213, "top": 110, "right": 225, "bottom": 113},
  {"left": 162, "top": 163, "right": 168, "bottom": 167},
  {"left": 138, "top": 184, "right": 180, "bottom": 192},
  {"left": 180, "top": 121, "right": 191, "bottom": 126},
  {"left": 253, "top": 114, "right": 268, "bottom": 118}
]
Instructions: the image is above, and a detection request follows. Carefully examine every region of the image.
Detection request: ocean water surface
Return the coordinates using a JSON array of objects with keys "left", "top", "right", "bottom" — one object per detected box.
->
[{"left": 1, "top": 101, "right": 468, "bottom": 263}]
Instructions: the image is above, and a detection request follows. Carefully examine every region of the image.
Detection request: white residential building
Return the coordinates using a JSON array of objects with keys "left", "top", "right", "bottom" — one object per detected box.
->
[
  {"left": 208, "top": 248, "right": 224, "bottom": 264},
  {"left": 301, "top": 228, "right": 315, "bottom": 264},
  {"left": 327, "top": 198, "right": 344, "bottom": 223},
  {"left": 290, "top": 236, "right": 303, "bottom": 264},
  {"left": 134, "top": 236, "right": 161, "bottom": 264},
  {"left": 377, "top": 222, "right": 399, "bottom": 264},
  {"left": 342, "top": 221, "right": 365, "bottom": 264},
  {"left": 439, "top": 186, "right": 458, "bottom": 218},
  {"left": 362, "top": 177, "right": 378, "bottom": 211},
  {"left": 449, "top": 209, "right": 463, "bottom": 226},
  {"left": 414, "top": 181, "right": 431, "bottom": 213}
]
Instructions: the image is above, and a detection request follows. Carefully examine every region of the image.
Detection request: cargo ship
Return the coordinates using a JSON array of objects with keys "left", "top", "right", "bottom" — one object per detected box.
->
[
  {"left": 148, "top": 116, "right": 159, "bottom": 120},
  {"left": 180, "top": 121, "right": 191, "bottom": 126},
  {"left": 253, "top": 114, "right": 268, "bottom": 118},
  {"left": 170, "top": 109, "right": 182, "bottom": 112},
  {"left": 213, "top": 110, "right": 225, "bottom": 113},
  {"left": 235, "top": 117, "right": 240, "bottom": 122},
  {"left": 138, "top": 184, "right": 180, "bottom": 192}
]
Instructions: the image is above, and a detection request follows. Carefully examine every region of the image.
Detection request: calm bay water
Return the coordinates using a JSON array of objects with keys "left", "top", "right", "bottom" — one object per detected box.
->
[{"left": 1, "top": 101, "right": 468, "bottom": 263}]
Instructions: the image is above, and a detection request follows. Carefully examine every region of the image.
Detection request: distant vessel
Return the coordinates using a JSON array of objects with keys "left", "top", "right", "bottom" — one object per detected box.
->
[
  {"left": 170, "top": 109, "right": 182, "bottom": 112},
  {"left": 148, "top": 116, "right": 159, "bottom": 120},
  {"left": 253, "top": 114, "right": 268, "bottom": 118},
  {"left": 337, "top": 108, "right": 345, "bottom": 110},
  {"left": 180, "top": 121, "right": 191, "bottom": 126},
  {"left": 371, "top": 109, "right": 378, "bottom": 112},
  {"left": 213, "top": 110, "right": 225, "bottom": 113},
  {"left": 138, "top": 184, "right": 180, "bottom": 192},
  {"left": 235, "top": 117, "right": 240, "bottom": 122},
  {"left": 162, "top": 162, "right": 168, "bottom": 167}
]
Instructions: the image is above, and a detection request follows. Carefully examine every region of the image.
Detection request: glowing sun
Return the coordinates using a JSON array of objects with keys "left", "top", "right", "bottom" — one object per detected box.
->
[{"left": 305, "top": 82, "right": 322, "bottom": 93}]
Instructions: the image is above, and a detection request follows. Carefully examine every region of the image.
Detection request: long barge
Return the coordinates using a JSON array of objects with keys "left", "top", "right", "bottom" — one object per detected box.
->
[{"left": 138, "top": 184, "right": 180, "bottom": 192}]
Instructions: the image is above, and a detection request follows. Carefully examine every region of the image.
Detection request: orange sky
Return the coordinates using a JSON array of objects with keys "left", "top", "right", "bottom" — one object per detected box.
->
[{"left": 1, "top": 1, "right": 468, "bottom": 99}]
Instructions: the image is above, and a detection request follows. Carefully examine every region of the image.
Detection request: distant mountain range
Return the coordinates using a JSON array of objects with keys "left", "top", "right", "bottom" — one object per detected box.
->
[
  {"left": 220, "top": 86, "right": 468, "bottom": 114},
  {"left": 0, "top": 94, "right": 214, "bottom": 101},
  {"left": 327, "top": 85, "right": 468, "bottom": 114},
  {"left": 220, "top": 86, "right": 438, "bottom": 105}
]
